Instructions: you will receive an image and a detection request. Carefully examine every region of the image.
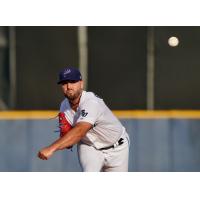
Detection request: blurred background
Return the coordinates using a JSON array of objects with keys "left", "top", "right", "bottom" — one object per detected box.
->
[{"left": 0, "top": 26, "right": 200, "bottom": 171}]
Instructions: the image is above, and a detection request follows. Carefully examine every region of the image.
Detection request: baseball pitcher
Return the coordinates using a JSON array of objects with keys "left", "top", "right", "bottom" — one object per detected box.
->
[{"left": 38, "top": 66, "right": 130, "bottom": 172}]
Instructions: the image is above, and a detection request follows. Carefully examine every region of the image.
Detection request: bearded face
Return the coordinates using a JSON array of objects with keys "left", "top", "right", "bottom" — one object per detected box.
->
[{"left": 61, "top": 80, "right": 83, "bottom": 101}]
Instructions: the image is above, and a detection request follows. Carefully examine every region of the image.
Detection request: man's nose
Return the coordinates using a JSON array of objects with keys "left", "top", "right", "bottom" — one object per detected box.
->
[{"left": 66, "top": 82, "right": 73, "bottom": 89}]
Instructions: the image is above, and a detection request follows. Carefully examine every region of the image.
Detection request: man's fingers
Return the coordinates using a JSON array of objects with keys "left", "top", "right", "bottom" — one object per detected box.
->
[
  {"left": 37, "top": 146, "right": 54, "bottom": 160},
  {"left": 38, "top": 151, "right": 48, "bottom": 160},
  {"left": 38, "top": 152, "right": 43, "bottom": 159}
]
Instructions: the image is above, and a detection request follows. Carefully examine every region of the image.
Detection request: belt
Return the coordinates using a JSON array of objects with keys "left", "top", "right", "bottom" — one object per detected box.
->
[{"left": 99, "top": 138, "right": 124, "bottom": 150}]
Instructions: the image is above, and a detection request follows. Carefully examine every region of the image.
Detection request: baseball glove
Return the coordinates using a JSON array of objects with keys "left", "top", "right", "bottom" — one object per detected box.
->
[{"left": 58, "top": 112, "right": 73, "bottom": 149}]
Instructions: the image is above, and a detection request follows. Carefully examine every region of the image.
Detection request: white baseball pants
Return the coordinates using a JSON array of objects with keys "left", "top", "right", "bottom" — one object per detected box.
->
[{"left": 77, "top": 136, "right": 130, "bottom": 172}]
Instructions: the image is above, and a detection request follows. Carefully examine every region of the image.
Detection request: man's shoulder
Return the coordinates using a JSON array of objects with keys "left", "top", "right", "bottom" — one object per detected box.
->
[
  {"left": 80, "top": 91, "right": 105, "bottom": 112},
  {"left": 60, "top": 98, "right": 68, "bottom": 105},
  {"left": 82, "top": 91, "right": 102, "bottom": 104},
  {"left": 60, "top": 98, "right": 70, "bottom": 110},
  {"left": 84, "top": 91, "right": 102, "bottom": 100}
]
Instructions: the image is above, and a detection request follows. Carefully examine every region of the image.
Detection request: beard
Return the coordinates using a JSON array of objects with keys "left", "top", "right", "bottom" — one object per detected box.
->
[{"left": 64, "top": 89, "right": 82, "bottom": 100}]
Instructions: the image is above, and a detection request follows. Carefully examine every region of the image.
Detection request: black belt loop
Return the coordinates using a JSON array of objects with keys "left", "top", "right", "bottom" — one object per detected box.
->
[
  {"left": 118, "top": 138, "right": 124, "bottom": 145},
  {"left": 99, "top": 138, "right": 124, "bottom": 151}
]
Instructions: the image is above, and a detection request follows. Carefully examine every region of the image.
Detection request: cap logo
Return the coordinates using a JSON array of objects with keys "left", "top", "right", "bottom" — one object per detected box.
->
[{"left": 63, "top": 69, "right": 71, "bottom": 76}]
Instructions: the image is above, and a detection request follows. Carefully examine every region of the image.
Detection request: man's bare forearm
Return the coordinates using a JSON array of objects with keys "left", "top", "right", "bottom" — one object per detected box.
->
[{"left": 48, "top": 122, "right": 91, "bottom": 152}]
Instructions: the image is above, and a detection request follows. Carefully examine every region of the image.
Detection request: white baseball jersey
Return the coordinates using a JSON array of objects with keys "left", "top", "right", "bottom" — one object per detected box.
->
[{"left": 59, "top": 90, "right": 128, "bottom": 149}]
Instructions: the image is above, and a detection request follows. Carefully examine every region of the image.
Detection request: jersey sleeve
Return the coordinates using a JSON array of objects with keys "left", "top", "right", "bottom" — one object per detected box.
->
[
  {"left": 59, "top": 99, "right": 66, "bottom": 112},
  {"left": 76, "top": 100, "right": 101, "bottom": 125}
]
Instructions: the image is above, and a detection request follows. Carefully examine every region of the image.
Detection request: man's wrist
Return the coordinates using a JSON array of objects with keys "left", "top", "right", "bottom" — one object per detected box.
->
[{"left": 48, "top": 144, "right": 59, "bottom": 153}]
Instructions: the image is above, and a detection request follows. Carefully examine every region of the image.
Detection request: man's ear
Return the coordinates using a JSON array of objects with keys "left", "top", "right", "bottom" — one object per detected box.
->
[{"left": 80, "top": 80, "right": 84, "bottom": 90}]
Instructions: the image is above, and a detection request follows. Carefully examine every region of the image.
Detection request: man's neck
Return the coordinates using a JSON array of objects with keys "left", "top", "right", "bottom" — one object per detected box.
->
[{"left": 69, "top": 92, "right": 82, "bottom": 112}]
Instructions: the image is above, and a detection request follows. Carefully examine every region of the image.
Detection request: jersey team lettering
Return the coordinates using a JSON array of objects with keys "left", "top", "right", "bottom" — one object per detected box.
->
[{"left": 81, "top": 109, "right": 88, "bottom": 117}]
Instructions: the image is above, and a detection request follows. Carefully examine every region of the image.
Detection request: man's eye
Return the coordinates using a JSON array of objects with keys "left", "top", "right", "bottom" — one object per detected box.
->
[{"left": 70, "top": 80, "right": 78, "bottom": 83}]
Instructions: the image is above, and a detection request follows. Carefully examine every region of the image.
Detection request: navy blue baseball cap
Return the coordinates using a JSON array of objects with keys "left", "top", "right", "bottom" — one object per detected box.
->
[{"left": 57, "top": 66, "right": 82, "bottom": 84}]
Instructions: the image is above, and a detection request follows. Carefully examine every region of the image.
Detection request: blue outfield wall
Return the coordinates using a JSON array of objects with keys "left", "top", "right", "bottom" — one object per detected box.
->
[{"left": 0, "top": 118, "right": 200, "bottom": 172}]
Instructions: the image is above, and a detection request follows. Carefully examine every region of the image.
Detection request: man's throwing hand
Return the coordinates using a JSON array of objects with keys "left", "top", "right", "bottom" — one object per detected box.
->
[{"left": 38, "top": 146, "right": 55, "bottom": 160}]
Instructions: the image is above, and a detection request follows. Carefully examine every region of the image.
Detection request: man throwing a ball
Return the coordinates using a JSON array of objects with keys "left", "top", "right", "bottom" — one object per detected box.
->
[{"left": 38, "top": 66, "right": 130, "bottom": 172}]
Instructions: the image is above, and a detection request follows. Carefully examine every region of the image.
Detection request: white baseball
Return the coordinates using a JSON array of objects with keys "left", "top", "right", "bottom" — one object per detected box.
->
[{"left": 168, "top": 36, "right": 179, "bottom": 47}]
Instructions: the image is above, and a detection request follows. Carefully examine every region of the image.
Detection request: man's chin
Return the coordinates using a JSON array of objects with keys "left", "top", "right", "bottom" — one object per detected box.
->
[{"left": 64, "top": 94, "right": 74, "bottom": 100}]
